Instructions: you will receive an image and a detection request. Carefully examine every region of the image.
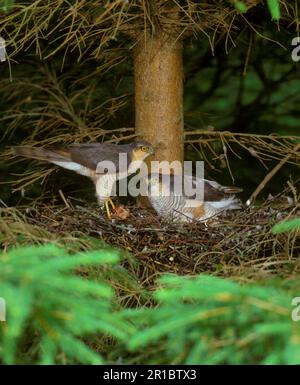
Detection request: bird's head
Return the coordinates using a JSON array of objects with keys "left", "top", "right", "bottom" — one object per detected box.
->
[{"left": 130, "top": 140, "right": 155, "bottom": 161}]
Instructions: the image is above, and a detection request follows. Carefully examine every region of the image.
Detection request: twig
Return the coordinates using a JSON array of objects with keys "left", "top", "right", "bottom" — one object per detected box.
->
[
  {"left": 184, "top": 130, "right": 300, "bottom": 140},
  {"left": 246, "top": 142, "right": 300, "bottom": 206},
  {"left": 59, "top": 189, "right": 71, "bottom": 209}
]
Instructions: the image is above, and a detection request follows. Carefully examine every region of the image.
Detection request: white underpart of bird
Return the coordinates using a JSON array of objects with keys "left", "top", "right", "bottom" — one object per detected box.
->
[
  {"left": 51, "top": 161, "right": 92, "bottom": 177},
  {"left": 43, "top": 157, "right": 121, "bottom": 205},
  {"left": 95, "top": 158, "right": 150, "bottom": 205},
  {"left": 95, "top": 173, "right": 119, "bottom": 205}
]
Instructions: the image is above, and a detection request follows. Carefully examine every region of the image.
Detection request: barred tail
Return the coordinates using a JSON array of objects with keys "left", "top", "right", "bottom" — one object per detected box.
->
[{"left": 12, "top": 146, "right": 71, "bottom": 163}]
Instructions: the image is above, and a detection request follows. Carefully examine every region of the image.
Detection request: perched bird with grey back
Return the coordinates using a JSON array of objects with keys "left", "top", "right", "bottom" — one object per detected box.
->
[
  {"left": 12, "top": 141, "right": 155, "bottom": 218},
  {"left": 144, "top": 173, "right": 242, "bottom": 223}
]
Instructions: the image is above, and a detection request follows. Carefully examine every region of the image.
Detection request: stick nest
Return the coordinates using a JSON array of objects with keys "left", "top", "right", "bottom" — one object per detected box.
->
[{"left": 5, "top": 188, "right": 297, "bottom": 284}]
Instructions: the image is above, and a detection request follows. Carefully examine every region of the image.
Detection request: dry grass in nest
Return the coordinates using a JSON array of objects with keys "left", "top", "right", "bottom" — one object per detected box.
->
[{"left": 2, "top": 187, "right": 298, "bottom": 288}]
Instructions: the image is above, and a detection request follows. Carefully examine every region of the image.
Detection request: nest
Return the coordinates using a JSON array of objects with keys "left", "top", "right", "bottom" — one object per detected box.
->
[{"left": 14, "top": 188, "right": 299, "bottom": 284}]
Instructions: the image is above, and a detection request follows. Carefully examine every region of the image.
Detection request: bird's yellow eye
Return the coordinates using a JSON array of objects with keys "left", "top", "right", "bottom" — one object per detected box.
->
[{"left": 141, "top": 146, "right": 149, "bottom": 152}]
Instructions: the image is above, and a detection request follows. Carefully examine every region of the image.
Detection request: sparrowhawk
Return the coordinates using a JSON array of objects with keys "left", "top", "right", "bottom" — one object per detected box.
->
[
  {"left": 12, "top": 141, "right": 154, "bottom": 218},
  {"left": 144, "top": 173, "right": 242, "bottom": 223}
]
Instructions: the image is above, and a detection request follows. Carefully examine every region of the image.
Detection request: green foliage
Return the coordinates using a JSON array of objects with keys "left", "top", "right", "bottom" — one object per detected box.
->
[
  {"left": 0, "top": 0, "right": 14, "bottom": 12},
  {"left": 0, "top": 244, "right": 130, "bottom": 364},
  {"left": 272, "top": 218, "right": 300, "bottom": 234},
  {"left": 125, "top": 275, "right": 300, "bottom": 364},
  {"left": 230, "top": 1, "right": 248, "bottom": 13},
  {"left": 230, "top": 0, "right": 280, "bottom": 17},
  {"left": 1, "top": 244, "right": 300, "bottom": 364},
  {"left": 267, "top": 0, "right": 280, "bottom": 20}
]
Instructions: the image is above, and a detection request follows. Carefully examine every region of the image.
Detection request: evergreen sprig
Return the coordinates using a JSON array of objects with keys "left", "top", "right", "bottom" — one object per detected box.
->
[
  {"left": 1, "top": 245, "right": 300, "bottom": 364},
  {"left": 125, "top": 275, "right": 300, "bottom": 364},
  {"left": 272, "top": 218, "right": 300, "bottom": 234},
  {"left": 0, "top": 0, "right": 14, "bottom": 12},
  {"left": 0, "top": 244, "right": 130, "bottom": 364}
]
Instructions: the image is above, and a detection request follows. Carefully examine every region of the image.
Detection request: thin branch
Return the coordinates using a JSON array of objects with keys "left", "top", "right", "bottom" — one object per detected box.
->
[{"left": 247, "top": 142, "right": 300, "bottom": 206}]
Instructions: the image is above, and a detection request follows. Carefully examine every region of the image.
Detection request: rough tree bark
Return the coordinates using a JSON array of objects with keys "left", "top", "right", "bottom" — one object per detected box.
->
[{"left": 134, "top": 31, "right": 184, "bottom": 164}]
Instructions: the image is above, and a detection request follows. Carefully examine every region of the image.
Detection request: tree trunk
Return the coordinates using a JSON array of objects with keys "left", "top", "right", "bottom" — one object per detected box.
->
[{"left": 134, "top": 31, "right": 184, "bottom": 164}]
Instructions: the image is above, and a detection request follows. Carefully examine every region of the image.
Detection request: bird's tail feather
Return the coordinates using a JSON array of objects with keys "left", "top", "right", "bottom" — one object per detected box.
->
[
  {"left": 206, "top": 180, "right": 243, "bottom": 194},
  {"left": 12, "top": 146, "right": 71, "bottom": 164}
]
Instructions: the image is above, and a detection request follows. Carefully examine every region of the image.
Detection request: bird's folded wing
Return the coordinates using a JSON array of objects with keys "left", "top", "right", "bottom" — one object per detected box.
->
[
  {"left": 187, "top": 174, "right": 243, "bottom": 201},
  {"left": 70, "top": 145, "right": 129, "bottom": 173},
  {"left": 12, "top": 144, "right": 131, "bottom": 176}
]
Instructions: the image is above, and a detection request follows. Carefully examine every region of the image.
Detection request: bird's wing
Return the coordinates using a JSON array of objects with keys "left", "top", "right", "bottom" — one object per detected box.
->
[
  {"left": 204, "top": 179, "right": 243, "bottom": 199},
  {"left": 13, "top": 143, "right": 132, "bottom": 178},
  {"left": 179, "top": 174, "right": 242, "bottom": 201},
  {"left": 70, "top": 144, "right": 130, "bottom": 173},
  {"left": 149, "top": 173, "right": 242, "bottom": 201},
  {"left": 12, "top": 146, "right": 95, "bottom": 177}
]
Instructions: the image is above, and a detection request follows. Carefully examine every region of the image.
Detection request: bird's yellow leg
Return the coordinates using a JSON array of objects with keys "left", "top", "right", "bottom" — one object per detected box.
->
[
  {"left": 108, "top": 198, "right": 115, "bottom": 210},
  {"left": 104, "top": 200, "right": 111, "bottom": 219},
  {"left": 104, "top": 198, "right": 116, "bottom": 219}
]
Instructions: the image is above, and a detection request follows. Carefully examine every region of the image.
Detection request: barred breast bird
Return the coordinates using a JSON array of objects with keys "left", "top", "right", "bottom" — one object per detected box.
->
[
  {"left": 144, "top": 173, "right": 242, "bottom": 223},
  {"left": 12, "top": 141, "right": 154, "bottom": 218}
]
